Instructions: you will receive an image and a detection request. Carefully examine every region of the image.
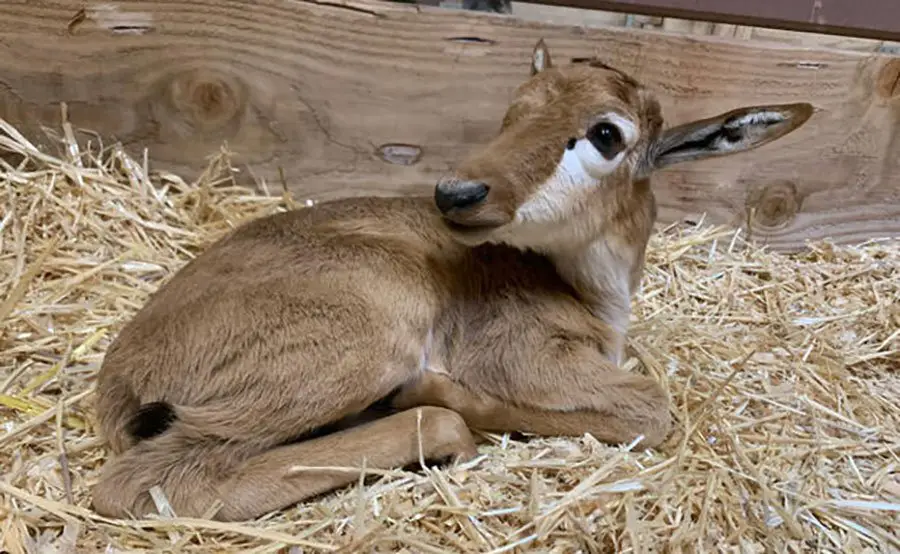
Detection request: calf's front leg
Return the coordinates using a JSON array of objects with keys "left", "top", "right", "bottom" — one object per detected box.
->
[{"left": 392, "top": 367, "right": 672, "bottom": 449}]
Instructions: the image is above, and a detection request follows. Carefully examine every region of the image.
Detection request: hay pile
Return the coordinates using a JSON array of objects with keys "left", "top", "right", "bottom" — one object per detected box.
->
[{"left": 1, "top": 114, "right": 898, "bottom": 554}]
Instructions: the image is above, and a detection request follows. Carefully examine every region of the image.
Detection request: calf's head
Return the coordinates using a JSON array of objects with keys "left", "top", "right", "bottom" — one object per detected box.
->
[{"left": 435, "top": 39, "right": 813, "bottom": 251}]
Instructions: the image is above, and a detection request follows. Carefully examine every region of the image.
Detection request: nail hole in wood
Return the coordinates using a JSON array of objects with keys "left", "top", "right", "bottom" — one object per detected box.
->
[
  {"left": 445, "top": 37, "right": 496, "bottom": 45},
  {"left": 776, "top": 62, "right": 827, "bottom": 70},
  {"left": 378, "top": 143, "right": 422, "bottom": 166},
  {"left": 110, "top": 25, "right": 154, "bottom": 35}
]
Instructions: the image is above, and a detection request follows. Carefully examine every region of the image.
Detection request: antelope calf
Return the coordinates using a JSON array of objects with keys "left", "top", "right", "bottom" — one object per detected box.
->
[{"left": 92, "top": 40, "right": 812, "bottom": 521}]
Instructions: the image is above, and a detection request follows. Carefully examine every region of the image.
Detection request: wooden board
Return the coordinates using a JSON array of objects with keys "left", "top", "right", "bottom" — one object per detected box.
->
[
  {"left": 0, "top": 0, "right": 898, "bottom": 251},
  {"left": 524, "top": 0, "right": 900, "bottom": 42},
  {"left": 511, "top": 2, "right": 900, "bottom": 53}
]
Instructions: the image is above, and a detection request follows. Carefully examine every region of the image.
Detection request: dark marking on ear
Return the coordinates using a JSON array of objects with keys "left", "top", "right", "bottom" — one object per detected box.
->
[
  {"left": 657, "top": 111, "right": 785, "bottom": 159},
  {"left": 651, "top": 103, "right": 813, "bottom": 173},
  {"left": 657, "top": 130, "right": 719, "bottom": 159},
  {"left": 127, "top": 401, "right": 177, "bottom": 441}
]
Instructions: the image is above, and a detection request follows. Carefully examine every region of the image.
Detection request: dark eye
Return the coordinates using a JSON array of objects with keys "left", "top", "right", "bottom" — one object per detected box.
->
[{"left": 586, "top": 122, "right": 625, "bottom": 160}]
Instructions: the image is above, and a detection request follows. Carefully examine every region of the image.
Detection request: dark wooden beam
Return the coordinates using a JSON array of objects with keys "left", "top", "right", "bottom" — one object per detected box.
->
[{"left": 519, "top": 0, "right": 900, "bottom": 42}]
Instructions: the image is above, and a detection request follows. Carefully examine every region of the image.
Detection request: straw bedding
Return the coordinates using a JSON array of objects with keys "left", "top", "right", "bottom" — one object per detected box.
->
[{"left": 1, "top": 114, "right": 898, "bottom": 554}]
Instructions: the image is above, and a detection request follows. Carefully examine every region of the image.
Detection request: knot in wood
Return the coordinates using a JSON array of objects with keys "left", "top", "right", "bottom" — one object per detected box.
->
[
  {"left": 163, "top": 68, "right": 246, "bottom": 136},
  {"left": 748, "top": 181, "right": 801, "bottom": 231},
  {"left": 876, "top": 59, "right": 900, "bottom": 101}
]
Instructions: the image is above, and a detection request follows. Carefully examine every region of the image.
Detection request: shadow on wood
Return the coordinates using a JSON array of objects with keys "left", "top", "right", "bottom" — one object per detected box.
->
[{"left": 0, "top": 0, "right": 898, "bottom": 251}]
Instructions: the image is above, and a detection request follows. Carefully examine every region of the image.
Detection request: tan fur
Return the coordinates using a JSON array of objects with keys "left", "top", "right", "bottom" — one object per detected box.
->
[{"left": 91, "top": 40, "right": 813, "bottom": 521}]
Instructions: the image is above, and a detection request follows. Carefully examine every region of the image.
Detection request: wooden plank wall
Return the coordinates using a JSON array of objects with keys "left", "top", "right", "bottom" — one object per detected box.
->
[
  {"left": 0, "top": 0, "right": 898, "bottom": 251},
  {"left": 510, "top": 1, "right": 900, "bottom": 53},
  {"left": 513, "top": 0, "right": 900, "bottom": 42}
]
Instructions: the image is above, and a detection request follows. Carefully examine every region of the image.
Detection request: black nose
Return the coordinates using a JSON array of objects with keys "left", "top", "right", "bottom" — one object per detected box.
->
[{"left": 434, "top": 181, "right": 490, "bottom": 214}]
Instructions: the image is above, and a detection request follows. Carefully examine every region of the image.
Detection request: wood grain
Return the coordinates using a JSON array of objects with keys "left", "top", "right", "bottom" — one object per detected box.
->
[{"left": 0, "top": 0, "right": 898, "bottom": 251}]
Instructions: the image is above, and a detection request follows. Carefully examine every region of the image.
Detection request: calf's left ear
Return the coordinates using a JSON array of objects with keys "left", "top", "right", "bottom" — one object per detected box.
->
[
  {"left": 649, "top": 102, "right": 815, "bottom": 171},
  {"left": 531, "top": 38, "right": 553, "bottom": 75}
]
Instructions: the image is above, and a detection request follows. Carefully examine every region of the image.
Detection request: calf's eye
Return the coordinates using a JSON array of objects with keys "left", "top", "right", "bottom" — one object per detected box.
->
[{"left": 587, "top": 122, "right": 625, "bottom": 160}]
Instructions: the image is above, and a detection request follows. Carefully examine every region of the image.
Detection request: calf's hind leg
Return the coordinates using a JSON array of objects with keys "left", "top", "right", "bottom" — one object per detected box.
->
[{"left": 92, "top": 406, "right": 477, "bottom": 521}]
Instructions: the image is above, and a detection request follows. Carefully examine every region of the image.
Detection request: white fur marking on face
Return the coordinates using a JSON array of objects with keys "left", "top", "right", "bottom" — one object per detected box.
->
[
  {"left": 513, "top": 142, "right": 609, "bottom": 223},
  {"left": 515, "top": 114, "right": 636, "bottom": 223}
]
